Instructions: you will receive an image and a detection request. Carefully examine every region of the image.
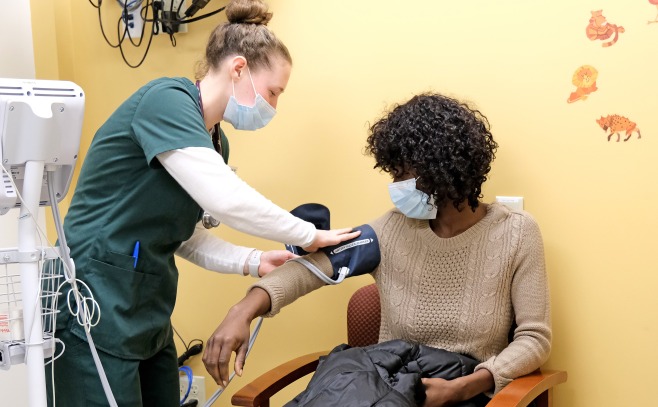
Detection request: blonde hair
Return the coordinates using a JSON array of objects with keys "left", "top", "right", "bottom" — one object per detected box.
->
[{"left": 195, "top": 0, "right": 292, "bottom": 79}]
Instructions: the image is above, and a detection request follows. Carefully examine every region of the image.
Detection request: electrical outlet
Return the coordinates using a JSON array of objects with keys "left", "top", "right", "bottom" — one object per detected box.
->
[
  {"left": 495, "top": 196, "right": 524, "bottom": 211},
  {"left": 180, "top": 375, "right": 206, "bottom": 405},
  {"left": 156, "top": 0, "right": 188, "bottom": 35}
]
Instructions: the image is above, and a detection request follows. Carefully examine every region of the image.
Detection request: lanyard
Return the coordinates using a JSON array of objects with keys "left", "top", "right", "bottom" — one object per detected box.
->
[{"left": 195, "top": 80, "right": 222, "bottom": 156}]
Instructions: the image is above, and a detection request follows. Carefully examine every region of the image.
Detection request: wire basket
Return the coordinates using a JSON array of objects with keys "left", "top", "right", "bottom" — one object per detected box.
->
[{"left": 0, "top": 248, "right": 62, "bottom": 369}]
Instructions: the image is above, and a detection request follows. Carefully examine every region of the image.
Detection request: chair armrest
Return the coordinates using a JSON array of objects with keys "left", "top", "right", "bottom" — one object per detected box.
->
[
  {"left": 486, "top": 369, "right": 567, "bottom": 407},
  {"left": 231, "top": 351, "right": 329, "bottom": 407}
]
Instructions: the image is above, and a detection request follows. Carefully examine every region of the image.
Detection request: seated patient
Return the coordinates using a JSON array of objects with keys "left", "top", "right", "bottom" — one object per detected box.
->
[{"left": 203, "top": 93, "right": 551, "bottom": 405}]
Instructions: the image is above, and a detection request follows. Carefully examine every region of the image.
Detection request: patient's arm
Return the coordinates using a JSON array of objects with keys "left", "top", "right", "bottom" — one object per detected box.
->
[
  {"left": 203, "top": 287, "right": 272, "bottom": 387},
  {"left": 251, "top": 252, "right": 333, "bottom": 316},
  {"left": 203, "top": 252, "right": 334, "bottom": 386}
]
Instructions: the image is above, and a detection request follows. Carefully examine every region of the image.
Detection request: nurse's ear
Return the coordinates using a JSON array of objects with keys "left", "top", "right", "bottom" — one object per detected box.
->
[{"left": 228, "top": 56, "right": 248, "bottom": 81}]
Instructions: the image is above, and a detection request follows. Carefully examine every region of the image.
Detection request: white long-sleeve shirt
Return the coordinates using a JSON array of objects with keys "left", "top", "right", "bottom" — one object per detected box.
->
[{"left": 159, "top": 147, "right": 316, "bottom": 275}]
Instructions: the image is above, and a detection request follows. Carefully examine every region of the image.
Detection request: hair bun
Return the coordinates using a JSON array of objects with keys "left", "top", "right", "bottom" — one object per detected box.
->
[{"left": 225, "top": 0, "right": 273, "bottom": 25}]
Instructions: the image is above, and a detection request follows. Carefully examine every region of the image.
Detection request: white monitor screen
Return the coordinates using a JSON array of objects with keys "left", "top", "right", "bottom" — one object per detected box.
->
[{"left": 0, "top": 79, "right": 84, "bottom": 214}]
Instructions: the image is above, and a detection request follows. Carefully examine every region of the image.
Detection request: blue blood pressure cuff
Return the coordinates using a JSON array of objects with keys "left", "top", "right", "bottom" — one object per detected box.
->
[
  {"left": 290, "top": 224, "right": 381, "bottom": 285},
  {"left": 285, "top": 203, "right": 331, "bottom": 256}
]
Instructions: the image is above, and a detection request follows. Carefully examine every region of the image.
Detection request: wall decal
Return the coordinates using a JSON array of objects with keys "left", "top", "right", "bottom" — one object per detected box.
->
[
  {"left": 568, "top": 65, "right": 598, "bottom": 103},
  {"left": 586, "top": 10, "right": 625, "bottom": 47},
  {"left": 649, "top": 0, "right": 658, "bottom": 24},
  {"left": 596, "top": 115, "right": 642, "bottom": 142}
]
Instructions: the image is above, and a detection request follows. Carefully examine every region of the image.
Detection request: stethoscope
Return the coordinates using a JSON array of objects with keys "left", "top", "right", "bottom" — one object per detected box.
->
[{"left": 196, "top": 79, "right": 224, "bottom": 230}]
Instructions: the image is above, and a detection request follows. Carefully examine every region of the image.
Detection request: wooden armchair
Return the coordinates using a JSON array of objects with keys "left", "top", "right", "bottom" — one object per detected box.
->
[{"left": 231, "top": 284, "right": 567, "bottom": 407}]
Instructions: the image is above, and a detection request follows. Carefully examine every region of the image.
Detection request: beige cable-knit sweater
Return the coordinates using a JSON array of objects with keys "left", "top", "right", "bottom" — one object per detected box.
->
[{"left": 252, "top": 202, "right": 551, "bottom": 394}]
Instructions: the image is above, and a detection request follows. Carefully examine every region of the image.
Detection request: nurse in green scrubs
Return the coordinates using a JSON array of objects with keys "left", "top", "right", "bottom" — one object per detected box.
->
[{"left": 46, "top": 0, "right": 359, "bottom": 405}]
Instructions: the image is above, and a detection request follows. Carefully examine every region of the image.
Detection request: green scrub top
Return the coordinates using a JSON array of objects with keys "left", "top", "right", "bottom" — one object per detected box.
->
[{"left": 58, "top": 77, "right": 227, "bottom": 359}]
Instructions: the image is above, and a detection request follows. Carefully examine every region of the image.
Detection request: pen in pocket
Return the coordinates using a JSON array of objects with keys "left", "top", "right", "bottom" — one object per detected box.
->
[{"left": 132, "top": 241, "right": 140, "bottom": 268}]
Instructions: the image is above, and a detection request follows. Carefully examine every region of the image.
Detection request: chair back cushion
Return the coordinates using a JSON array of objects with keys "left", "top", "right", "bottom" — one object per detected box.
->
[{"left": 347, "top": 284, "right": 381, "bottom": 347}]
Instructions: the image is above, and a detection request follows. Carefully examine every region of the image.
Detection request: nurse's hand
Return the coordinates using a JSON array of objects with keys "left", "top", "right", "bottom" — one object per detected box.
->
[
  {"left": 259, "top": 250, "right": 298, "bottom": 277},
  {"left": 304, "top": 228, "right": 361, "bottom": 253},
  {"left": 203, "top": 287, "right": 271, "bottom": 387}
]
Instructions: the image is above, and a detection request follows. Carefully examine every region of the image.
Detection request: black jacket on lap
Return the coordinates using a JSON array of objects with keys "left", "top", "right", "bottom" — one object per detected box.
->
[{"left": 285, "top": 339, "right": 490, "bottom": 407}]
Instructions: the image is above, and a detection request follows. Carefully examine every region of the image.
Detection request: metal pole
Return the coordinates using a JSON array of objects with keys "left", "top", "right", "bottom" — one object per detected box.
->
[{"left": 18, "top": 160, "right": 47, "bottom": 407}]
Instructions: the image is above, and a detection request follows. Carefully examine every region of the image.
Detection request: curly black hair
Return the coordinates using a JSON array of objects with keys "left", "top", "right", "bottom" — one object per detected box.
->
[{"left": 365, "top": 93, "right": 498, "bottom": 212}]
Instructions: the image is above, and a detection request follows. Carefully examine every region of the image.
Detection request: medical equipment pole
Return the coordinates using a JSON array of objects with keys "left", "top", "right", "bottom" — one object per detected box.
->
[{"left": 18, "top": 160, "right": 48, "bottom": 407}]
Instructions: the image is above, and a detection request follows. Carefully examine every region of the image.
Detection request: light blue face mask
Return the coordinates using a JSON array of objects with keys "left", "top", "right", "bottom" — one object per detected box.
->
[
  {"left": 388, "top": 178, "right": 438, "bottom": 220},
  {"left": 223, "top": 68, "right": 276, "bottom": 131}
]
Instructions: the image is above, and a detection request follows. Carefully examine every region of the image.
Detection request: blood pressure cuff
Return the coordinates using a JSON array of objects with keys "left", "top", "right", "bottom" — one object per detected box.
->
[
  {"left": 290, "top": 224, "right": 381, "bottom": 284},
  {"left": 321, "top": 224, "right": 380, "bottom": 279},
  {"left": 284, "top": 203, "right": 380, "bottom": 283},
  {"left": 285, "top": 203, "right": 331, "bottom": 256}
]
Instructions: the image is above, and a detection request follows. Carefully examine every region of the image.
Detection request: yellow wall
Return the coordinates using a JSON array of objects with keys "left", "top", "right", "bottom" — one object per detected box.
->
[{"left": 31, "top": 0, "right": 658, "bottom": 405}]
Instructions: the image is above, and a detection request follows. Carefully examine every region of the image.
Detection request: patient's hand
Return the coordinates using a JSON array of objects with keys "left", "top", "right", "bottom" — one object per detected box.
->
[
  {"left": 203, "top": 288, "right": 272, "bottom": 386},
  {"left": 422, "top": 369, "right": 494, "bottom": 406},
  {"left": 422, "top": 377, "right": 461, "bottom": 406}
]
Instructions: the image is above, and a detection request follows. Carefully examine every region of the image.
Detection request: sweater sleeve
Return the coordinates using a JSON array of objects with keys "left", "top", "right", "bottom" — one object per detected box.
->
[
  {"left": 250, "top": 252, "right": 333, "bottom": 316},
  {"left": 157, "top": 147, "right": 316, "bottom": 247},
  {"left": 474, "top": 213, "right": 552, "bottom": 394}
]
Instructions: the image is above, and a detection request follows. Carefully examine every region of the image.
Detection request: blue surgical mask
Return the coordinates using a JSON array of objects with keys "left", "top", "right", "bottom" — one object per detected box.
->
[
  {"left": 223, "top": 68, "right": 276, "bottom": 131},
  {"left": 388, "top": 178, "right": 437, "bottom": 220}
]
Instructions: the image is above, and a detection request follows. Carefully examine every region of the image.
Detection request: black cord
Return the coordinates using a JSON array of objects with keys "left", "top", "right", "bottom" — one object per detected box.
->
[
  {"left": 170, "top": 0, "right": 183, "bottom": 46},
  {"left": 97, "top": 2, "right": 120, "bottom": 48},
  {"left": 90, "top": 0, "right": 226, "bottom": 68},
  {"left": 173, "top": 326, "right": 204, "bottom": 367},
  {"left": 173, "top": 325, "right": 189, "bottom": 351},
  {"left": 180, "top": 5, "right": 226, "bottom": 24},
  {"left": 124, "top": 0, "right": 147, "bottom": 47},
  {"left": 141, "top": 7, "right": 155, "bottom": 22},
  {"left": 177, "top": 342, "right": 203, "bottom": 367},
  {"left": 117, "top": 3, "right": 155, "bottom": 68}
]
